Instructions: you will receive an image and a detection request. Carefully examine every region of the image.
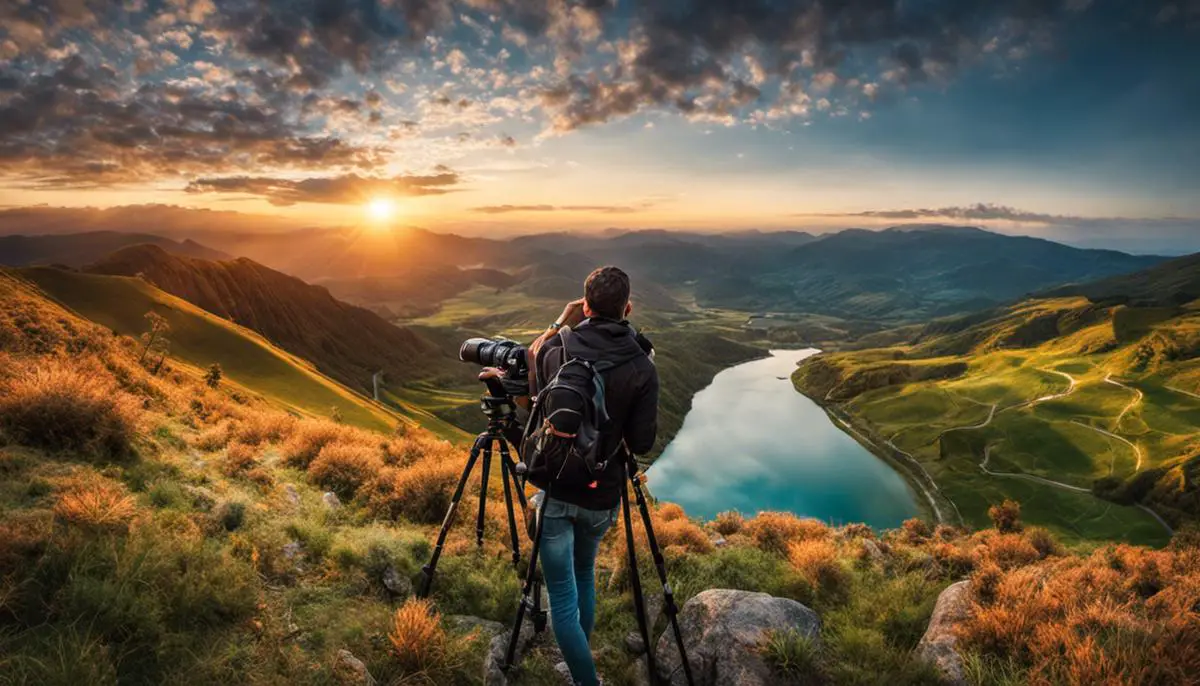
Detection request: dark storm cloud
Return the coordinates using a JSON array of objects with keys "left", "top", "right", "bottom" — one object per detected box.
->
[
  {"left": 0, "top": 56, "right": 386, "bottom": 186},
  {"left": 185, "top": 168, "right": 461, "bottom": 205},
  {"left": 541, "top": 0, "right": 1080, "bottom": 131}
]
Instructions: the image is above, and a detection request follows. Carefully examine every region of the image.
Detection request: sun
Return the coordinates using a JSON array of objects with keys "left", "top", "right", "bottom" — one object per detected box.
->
[{"left": 365, "top": 197, "right": 396, "bottom": 223}]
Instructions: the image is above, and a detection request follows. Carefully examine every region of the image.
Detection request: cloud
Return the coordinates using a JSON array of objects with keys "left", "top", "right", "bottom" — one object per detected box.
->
[
  {"left": 472, "top": 203, "right": 641, "bottom": 214},
  {"left": 538, "top": 0, "right": 1081, "bottom": 132},
  {"left": 185, "top": 169, "right": 461, "bottom": 205},
  {"left": 821, "top": 204, "right": 1072, "bottom": 224}
]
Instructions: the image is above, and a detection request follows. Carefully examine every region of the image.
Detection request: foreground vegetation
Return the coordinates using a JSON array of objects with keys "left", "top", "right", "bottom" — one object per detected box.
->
[{"left": 2, "top": 268, "right": 1198, "bottom": 685}]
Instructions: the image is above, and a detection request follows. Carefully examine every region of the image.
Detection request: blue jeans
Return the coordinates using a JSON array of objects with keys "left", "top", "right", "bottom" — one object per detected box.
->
[{"left": 539, "top": 496, "right": 618, "bottom": 686}]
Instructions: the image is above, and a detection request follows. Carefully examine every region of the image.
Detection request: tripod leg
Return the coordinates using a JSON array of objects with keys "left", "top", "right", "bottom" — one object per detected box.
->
[
  {"left": 419, "top": 433, "right": 485, "bottom": 598},
  {"left": 476, "top": 437, "right": 493, "bottom": 548},
  {"left": 498, "top": 440, "right": 528, "bottom": 510},
  {"left": 628, "top": 465, "right": 695, "bottom": 686},
  {"left": 499, "top": 449, "right": 521, "bottom": 569},
  {"left": 621, "top": 481, "right": 658, "bottom": 684},
  {"left": 503, "top": 494, "right": 547, "bottom": 672}
]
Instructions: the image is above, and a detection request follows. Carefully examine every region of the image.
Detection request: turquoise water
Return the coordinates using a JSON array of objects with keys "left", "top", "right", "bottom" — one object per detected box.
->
[{"left": 646, "top": 349, "right": 919, "bottom": 529}]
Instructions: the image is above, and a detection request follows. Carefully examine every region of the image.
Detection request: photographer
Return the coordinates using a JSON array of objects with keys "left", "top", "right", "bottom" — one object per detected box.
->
[{"left": 525, "top": 266, "right": 658, "bottom": 686}]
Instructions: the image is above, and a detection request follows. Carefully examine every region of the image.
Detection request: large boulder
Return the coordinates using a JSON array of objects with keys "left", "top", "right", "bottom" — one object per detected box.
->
[
  {"left": 917, "top": 581, "right": 973, "bottom": 686},
  {"left": 654, "top": 589, "right": 821, "bottom": 686}
]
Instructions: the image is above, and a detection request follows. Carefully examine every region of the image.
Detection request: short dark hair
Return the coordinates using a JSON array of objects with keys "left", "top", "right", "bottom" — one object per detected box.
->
[{"left": 584, "top": 266, "right": 630, "bottom": 320}]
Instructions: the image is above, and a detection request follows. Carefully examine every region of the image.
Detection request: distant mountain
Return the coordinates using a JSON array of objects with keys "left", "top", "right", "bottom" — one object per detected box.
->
[
  {"left": 1044, "top": 252, "right": 1200, "bottom": 307},
  {"left": 696, "top": 226, "right": 1165, "bottom": 320},
  {"left": 86, "top": 245, "right": 450, "bottom": 392},
  {"left": 0, "top": 231, "right": 229, "bottom": 267}
]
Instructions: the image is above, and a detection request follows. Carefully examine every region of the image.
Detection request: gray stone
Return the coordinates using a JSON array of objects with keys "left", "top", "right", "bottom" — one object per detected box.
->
[
  {"left": 624, "top": 630, "right": 647, "bottom": 655},
  {"left": 861, "top": 539, "right": 885, "bottom": 564},
  {"left": 284, "top": 484, "right": 301, "bottom": 505},
  {"left": 630, "top": 656, "right": 653, "bottom": 686},
  {"left": 322, "top": 491, "right": 342, "bottom": 509},
  {"left": 917, "top": 581, "right": 972, "bottom": 686},
  {"left": 710, "top": 534, "right": 727, "bottom": 547},
  {"left": 554, "top": 661, "right": 574, "bottom": 684},
  {"left": 446, "top": 614, "right": 506, "bottom": 639},
  {"left": 654, "top": 589, "right": 821, "bottom": 686},
  {"left": 282, "top": 541, "right": 302, "bottom": 560},
  {"left": 335, "top": 649, "right": 375, "bottom": 685},
  {"left": 382, "top": 565, "right": 411, "bottom": 596},
  {"left": 484, "top": 619, "right": 535, "bottom": 686}
]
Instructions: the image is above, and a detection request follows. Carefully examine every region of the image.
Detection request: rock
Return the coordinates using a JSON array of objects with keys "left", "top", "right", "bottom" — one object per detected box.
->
[
  {"left": 334, "top": 649, "right": 376, "bottom": 685},
  {"left": 282, "top": 541, "right": 303, "bottom": 560},
  {"left": 917, "top": 581, "right": 972, "bottom": 686},
  {"left": 861, "top": 539, "right": 885, "bottom": 564},
  {"left": 654, "top": 589, "right": 821, "bottom": 686},
  {"left": 322, "top": 491, "right": 342, "bottom": 509},
  {"left": 284, "top": 484, "right": 301, "bottom": 505},
  {"left": 382, "top": 565, "right": 411, "bottom": 596},
  {"left": 447, "top": 615, "right": 506, "bottom": 639},
  {"left": 624, "top": 630, "right": 647, "bottom": 655},
  {"left": 711, "top": 534, "right": 728, "bottom": 547},
  {"left": 630, "top": 656, "right": 653, "bottom": 686},
  {"left": 554, "top": 661, "right": 573, "bottom": 684},
  {"left": 484, "top": 619, "right": 536, "bottom": 686},
  {"left": 182, "top": 484, "right": 216, "bottom": 511}
]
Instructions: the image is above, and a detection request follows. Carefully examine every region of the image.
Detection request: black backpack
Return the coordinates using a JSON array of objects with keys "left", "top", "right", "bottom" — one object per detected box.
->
[{"left": 521, "top": 327, "right": 642, "bottom": 491}]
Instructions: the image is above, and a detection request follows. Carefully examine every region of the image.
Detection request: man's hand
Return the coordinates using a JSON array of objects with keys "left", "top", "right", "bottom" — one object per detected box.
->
[{"left": 558, "top": 298, "right": 586, "bottom": 328}]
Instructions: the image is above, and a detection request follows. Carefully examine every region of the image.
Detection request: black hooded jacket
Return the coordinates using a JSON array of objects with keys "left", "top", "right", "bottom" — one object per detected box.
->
[{"left": 531, "top": 317, "right": 658, "bottom": 510}]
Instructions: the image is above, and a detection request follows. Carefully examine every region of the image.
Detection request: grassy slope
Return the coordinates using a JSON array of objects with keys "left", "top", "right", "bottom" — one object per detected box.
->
[
  {"left": 796, "top": 296, "right": 1200, "bottom": 547},
  {"left": 19, "top": 267, "right": 415, "bottom": 435}
]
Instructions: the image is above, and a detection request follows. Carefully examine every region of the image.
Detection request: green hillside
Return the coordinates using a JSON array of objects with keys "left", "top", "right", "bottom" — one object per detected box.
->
[
  {"left": 794, "top": 289, "right": 1200, "bottom": 547},
  {"left": 20, "top": 267, "right": 464, "bottom": 438}
]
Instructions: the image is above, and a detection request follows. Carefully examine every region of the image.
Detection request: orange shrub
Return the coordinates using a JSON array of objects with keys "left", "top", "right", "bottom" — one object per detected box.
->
[
  {"left": 308, "top": 442, "right": 383, "bottom": 498},
  {"left": 0, "top": 359, "right": 139, "bottom": 461},
  {"left": 382, "top": 432, "right": 452, "bottom": 466},
  {"left": 712, "top": 510, "right": 745, "bottom": 536},
  {"left": 367, "top": 456, "right": 462, "bottom": 523},
  {"left": 971, "top": 530, "right": 1040, "bottom": 570},
  {"left": 900, "top": 517, "right": 933, "bottom": 542},
  {"left": 743, "top": 512, "right": 830, "bottom": 555},
  {"left": 221, "top": 442, "right": 259, "bottom": 477},
  {"left": 193, "top": 420, "right": 233, "bottom": 452},
  {"left": 988, "top": 498, "right": 1023, "bottom": 533},
  {"left": 956, "top": 544, "right": 1200, "bottom": 684},
  {"left": 54, "top": 479, "right": 137, "bottom": 528},
  {"left": 231, "top": 411, "right": 296, "bottom": 446},
  {"left": 388, "top": 597, "right": 448, "bottom": 674},
  {"left": 281, "top": 419, "right": 353, "bottom": 468},
  {"left": 787, "top": 539, "right": 849, "bottom": 595},
  {"left": 657, "top": 502, "right": 686, "bottom": 522},
  {"left": 657, "top": 517, "right": 715, "bottom": 555}
]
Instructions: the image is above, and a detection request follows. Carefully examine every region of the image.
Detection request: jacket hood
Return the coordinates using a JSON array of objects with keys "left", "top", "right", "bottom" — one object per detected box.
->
[{"left": 564, "top": 318, "right": 645, "bottom": 363}]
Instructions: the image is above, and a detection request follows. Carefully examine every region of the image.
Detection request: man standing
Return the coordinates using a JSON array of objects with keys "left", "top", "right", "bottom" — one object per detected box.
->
[{"left": 527, "top": 266, "right": 658, "bottom": 686}]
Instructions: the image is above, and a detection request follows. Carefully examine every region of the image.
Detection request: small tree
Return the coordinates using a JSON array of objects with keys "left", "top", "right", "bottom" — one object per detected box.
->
[
  {"left": 988, "top": 499, "right": 1023, "bottom": 533},
  {"left": 139, "top": 311, "right": 170, "bottom": 364},
  {"left": 204, "top": 363, "right": 223, "bottom": 389}
]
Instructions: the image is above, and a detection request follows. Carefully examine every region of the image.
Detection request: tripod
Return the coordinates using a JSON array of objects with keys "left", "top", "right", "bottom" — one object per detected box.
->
[
  {"left": 417, "top": 378, "right": 547, "bottom": 633},
  {"left": 503, "top": 454, "right": 696, "bottom": 686}
]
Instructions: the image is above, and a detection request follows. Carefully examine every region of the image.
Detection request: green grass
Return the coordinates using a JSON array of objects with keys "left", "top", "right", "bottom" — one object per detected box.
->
[{"left": 22, "top": 268, "right": 398, "bottom": 432}]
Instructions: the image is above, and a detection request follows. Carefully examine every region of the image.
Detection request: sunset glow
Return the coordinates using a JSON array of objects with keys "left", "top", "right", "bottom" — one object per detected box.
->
[{"left": 366, "top": 198, "right": 397, "bottom": 224}]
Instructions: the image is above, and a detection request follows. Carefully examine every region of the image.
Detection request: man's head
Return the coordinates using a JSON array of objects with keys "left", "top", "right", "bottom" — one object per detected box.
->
[{"left": 583, "top": 266, "right": 632, "bottom": 321}]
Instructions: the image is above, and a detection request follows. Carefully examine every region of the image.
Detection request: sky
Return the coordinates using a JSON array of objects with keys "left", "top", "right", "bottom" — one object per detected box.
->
[{"left": 1, "top": 0, "right": 1199, "bottom": 251}]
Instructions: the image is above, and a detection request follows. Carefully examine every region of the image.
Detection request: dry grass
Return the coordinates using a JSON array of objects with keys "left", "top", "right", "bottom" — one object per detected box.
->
[
  {"left": 308, "top": 442, "right": 384, "bottom": 498},
  {"left": 788, "top": 538, "right": 849, "bottom": 595},
  {"left": 230, "top": 411, "right": 296, "bottom": 446},
  {"left": 53, "top": 478, "right": 137, "bottom": 529},
  {"left": 388, "top": 597, "right": 448, "bottom": 674},
  {"left": 366, "top": 456, "right": 462, "bottom": 523},
  {"left": 281, "top": 419, "right": 355, "bottom": 469},
  {"left": 220, "top": 442, "right": 259, "bottom": 477},
  {"left": 958, "top": 543, "right": 1200, "bottom": 685},
  {"left": 743, "top": 511, "right": 830, "bottom": 555},
  {"left": 0, "top": 358, "right": 140, "bottom": 461},
  {"left": 192, "top": 420, "right": 233, "bottom": 451},
  {"left": 712, "top": 510, "right": 745, "bottom": 536},
  {"left": 657, "top": 502, "right": 686, "bottom": 522}
]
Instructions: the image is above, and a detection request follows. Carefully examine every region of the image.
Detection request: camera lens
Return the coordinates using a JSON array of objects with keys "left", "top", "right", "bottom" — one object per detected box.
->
[{"left": 459, "top": 337, "right": 490, "bottom": 365}]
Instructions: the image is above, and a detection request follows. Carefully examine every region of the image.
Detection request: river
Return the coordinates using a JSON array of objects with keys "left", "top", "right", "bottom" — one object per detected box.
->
[{"left": 645, "top": 349, "right": 920, "bottom": 529}]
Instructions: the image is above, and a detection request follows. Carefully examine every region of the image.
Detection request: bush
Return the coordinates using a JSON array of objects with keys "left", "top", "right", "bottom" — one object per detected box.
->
[
  {"left": 744, "top": 512, "right": 830, "bottom": 555},
  {"left": 0, "top": 359, "right": 139, "bottom": 461},
  {"left": 657, "top": 502, "right": 686, "bottom": 521},
  {"left": 281, "top": 419, "right": 352, "bottom": 469},
  {"left": 215, "top": 500, "right": 246, "bottom": 531},
  {"left": 367, "top": 457, "right": 462, "bottom": 524},
  {"left": 788, "top": 539, "right": 850, "bottom": 597},
  {"left": 761, "top": 629, "right": 824, "bottom": 682},
  {"left": 712, "top": 510, "right": 745, "bottom": 536},
  {"left": 230, "top": 411, "right": 296, "bottom": 446},
  {"left": 988, "top": 499, "right": 1023, "bottom": 533},
  {"left": 54, "top": 479, "right": 137, "bottom": 529},
  {"left": 220, "top": 443, "right": 258, "bottom": 477},
  {"left": 192, "top": 420, "right": 233, "bottom": 452},
  {"left": 388, "top": 598, "right": 448, "bottom": 674},
  {"left": 308, "top": 442, "right": 382, "bottom": 498}
]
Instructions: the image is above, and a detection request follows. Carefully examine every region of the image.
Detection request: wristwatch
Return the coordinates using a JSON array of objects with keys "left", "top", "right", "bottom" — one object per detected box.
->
[{"left": 548, "top": 320, "right": 564, "bottom": 332}]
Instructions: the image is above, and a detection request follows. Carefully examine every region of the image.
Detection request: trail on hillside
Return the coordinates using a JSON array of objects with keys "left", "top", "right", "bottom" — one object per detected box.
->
[
  {"left": 1166, "top": 385, "right": 1200, "bottom": 401},
  {"left": 935, "top": 401, "right": 996, "bottom": 441},
  {"left": 1015, "top": 368, "right": 1078, "bottom": 410},
  {"left": 1105, "top": 374, "right": 1144, "bottom": 434},
  {"left": 979, "top": 444, "right": 1090, "bottom": 492},
  {"left": 1071, "top": 420, "right": 1143, "bottom": 474}
]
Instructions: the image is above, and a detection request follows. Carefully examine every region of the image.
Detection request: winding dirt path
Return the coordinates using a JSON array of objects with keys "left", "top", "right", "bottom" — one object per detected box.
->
[
  {"left": 978, "top": 444, "right": 1090, "bottom": 493},
  {"left": 1071, "top": 420, "right": 1143, "bottom": 474},
  {"left": 1026, "top": 369, "right": 1078, "bottom": 408},
  {"left": 1105, "top": 375, "right": 1144, "bottom": 433},
  {"left": 1166, "top": 385, "right": 1200, "bottom": 401}
]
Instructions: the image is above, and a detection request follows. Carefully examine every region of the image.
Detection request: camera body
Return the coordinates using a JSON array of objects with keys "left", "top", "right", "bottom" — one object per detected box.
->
[{"left": 459, "top": 337, "right": 529, "bottom": 380}]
